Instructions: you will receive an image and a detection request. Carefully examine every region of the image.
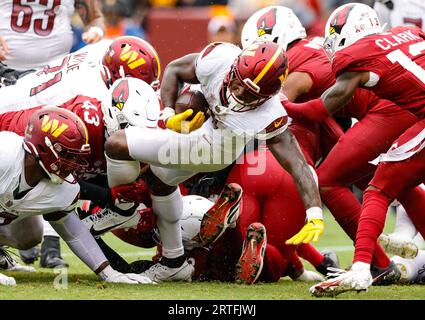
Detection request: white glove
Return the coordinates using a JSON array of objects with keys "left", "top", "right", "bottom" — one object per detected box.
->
[
  {"left": 294, "top": 269, "right": 325, "bottom": 282},
  {"left": 98, "top": 265, "right": 155, "bottom": 284},
  {"left": 0, "top": 272, "right": 16, "bottom": 286}
]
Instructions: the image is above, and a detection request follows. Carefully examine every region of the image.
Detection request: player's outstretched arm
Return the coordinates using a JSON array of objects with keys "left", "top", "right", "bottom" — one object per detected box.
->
[
  {"left": 75, "top": 0, "right": 105, "bottom": 44},
  {"left": 267, "top": 129, "right": 324, "bottom": 245},
  {"left": 282, "top": 71, "right": 369, "bottom": 122}
]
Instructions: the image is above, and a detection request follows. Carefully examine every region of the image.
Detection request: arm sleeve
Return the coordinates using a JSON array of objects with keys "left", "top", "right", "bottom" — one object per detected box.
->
[
  {"left": 78, "top": 180, "right": 111, "bottom": 208},
  {"left": 282, "top": 98, "right": 330, "bottom": 122},
  {"left": 50, "top": 212, "right": 108, "bottom": 272}
]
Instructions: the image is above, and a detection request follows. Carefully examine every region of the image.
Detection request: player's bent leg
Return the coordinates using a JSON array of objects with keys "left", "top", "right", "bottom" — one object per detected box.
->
[
  {"left": 140, "top": 173, "right": 194, "bottom": 282},
  {"left": 199, "top": 183, "right": 243, "bottom": 244}
]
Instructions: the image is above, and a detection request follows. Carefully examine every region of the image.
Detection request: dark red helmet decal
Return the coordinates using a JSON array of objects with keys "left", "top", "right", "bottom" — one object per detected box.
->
[
  {"left": 256, "top": 7, "right": 277, "bottom": 37},
  {"left": 112, "top": 79, "right": 130, "bottom": 111}
]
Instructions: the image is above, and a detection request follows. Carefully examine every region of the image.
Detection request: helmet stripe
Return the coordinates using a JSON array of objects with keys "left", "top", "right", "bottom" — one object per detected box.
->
[
  {"left": 144, "top": 41, "right": 161, "bottom": 80},
  {"left": 253, "top": 46, "right": 283, "bottom": 85}
]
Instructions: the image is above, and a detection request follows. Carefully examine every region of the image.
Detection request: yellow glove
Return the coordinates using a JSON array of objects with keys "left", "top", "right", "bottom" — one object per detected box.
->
[
  {"left": 285, "top": 219, "right": 324, "bottom": 245},
  {"left": 166, "top": 109, "right": 205, "bottom": 133}
]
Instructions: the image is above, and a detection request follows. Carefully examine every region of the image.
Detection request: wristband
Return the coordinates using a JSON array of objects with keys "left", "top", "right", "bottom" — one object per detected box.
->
[
  {"left": 87, "top": 26, "right": 104, "bottom": 39},
  {"left": 162, "top": 106, "right": 176, "bottom": 120},
  {"left": 306, "top": 206, "right": 323, "bottom": 221}
]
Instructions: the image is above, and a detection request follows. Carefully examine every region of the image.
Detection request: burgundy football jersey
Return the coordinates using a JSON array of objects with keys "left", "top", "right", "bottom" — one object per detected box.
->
[{"left": 0, "top": 95, "right": 106, "bottom": 180}]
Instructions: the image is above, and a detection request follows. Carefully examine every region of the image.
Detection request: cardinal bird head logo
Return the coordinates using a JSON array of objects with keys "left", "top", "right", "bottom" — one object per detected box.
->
[
  {"left": 257, "top": 8, "right": 278, "bottom": 37},
  {"left": 112, "top": 79, "right": 130, "bottom": 111}
]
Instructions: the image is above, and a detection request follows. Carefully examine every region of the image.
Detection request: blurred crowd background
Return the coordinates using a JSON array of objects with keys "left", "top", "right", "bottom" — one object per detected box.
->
[{"left": 72, "top": 0, "right": 375, "bottom": 70}]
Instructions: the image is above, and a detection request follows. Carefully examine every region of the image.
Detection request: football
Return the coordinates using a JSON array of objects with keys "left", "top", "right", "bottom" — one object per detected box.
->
[{"left": 175, "top": 90, "right": 209, "bottom": 121}]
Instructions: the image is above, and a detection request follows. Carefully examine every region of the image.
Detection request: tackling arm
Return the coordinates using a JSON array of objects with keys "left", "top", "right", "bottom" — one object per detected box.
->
[{"left": 282, "top": 71, "right": 369, "bottom": 122}]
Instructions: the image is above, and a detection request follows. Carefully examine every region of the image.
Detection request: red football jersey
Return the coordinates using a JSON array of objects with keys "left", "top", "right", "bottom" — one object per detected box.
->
[
  {"left": 287, "top": 37, "right": 336, "bottom": 102},
  {"left": 287, "top": 37, "right": 339, "bottom": 162},
  {"left": 332, "top": 26, "right": 425, "bottom": 118},
  {"left": 0, "top": 95, "right": 106, "bottom": 180}
]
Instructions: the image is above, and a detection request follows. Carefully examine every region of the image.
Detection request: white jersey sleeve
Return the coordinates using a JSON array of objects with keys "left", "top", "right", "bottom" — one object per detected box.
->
[
  {"left": 374, "top": 0, "right": 425, "bottom": 31},
  {"left": 195, "top": 42, "right": 288, "bottom": 140},
  {"left": 0, "top": 0, "right": 75, "bottom": 70},
  {"left": 0, "top": 132, "right": 79, "bottom": 225}
]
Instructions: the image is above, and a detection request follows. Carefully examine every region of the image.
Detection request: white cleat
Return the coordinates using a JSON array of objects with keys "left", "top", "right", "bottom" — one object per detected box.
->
[
  {"left": 0, "top": 273, "right": 16, "bottom": 286},
  {"left": 378, "top": 233, "right": 419, "bottom": 259},
  {"left": 310, "top": 268, "right": 373, "bottom": 297},
  {"left": 82, "top": 205, "right": 143, "bottom": 236},
  {"left": 141, "top": 260, "right": 194, "bottom": 283}
]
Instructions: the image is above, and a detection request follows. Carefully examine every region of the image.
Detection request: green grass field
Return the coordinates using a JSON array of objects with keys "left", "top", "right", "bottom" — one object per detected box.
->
[{"left": 1, "top": 209, "right": 425, "bottom": 300}]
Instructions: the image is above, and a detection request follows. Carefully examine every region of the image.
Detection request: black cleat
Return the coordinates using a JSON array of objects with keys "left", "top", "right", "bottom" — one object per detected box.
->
[
  {"left": 315, "top": 250, "right": 340, "bottom": 276},
  {"left": 40, "top": 236, "right": 69, "bottom": 268},
  {"left": 371, "top": 261, "right": 401, "bottom": 286},
  {"left": 19, "top": 246, "right": 40, "bottom": 265}
]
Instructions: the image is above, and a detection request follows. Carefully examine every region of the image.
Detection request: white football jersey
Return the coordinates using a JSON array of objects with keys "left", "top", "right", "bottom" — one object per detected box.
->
[
  {"left": 0, "top": 0, "right": 75, "bottom": 70},
  {"left": 195, "top": 42, "right": 288, "bottom": 140},
  {"left": 0, "top": 40, "right": 111, "bottom": 114},
  {"left": 374, "top": 0, "right": 425, "bottom": 31},
  {"left": 0, "top": 132, "right": 79, "bottom": 226}
]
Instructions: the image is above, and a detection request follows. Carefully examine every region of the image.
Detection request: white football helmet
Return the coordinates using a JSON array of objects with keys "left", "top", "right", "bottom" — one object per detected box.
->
[
  {"left": 101, "top": 77, "right": 161, "bottom": 136},
  {"left": 241, "top": 6, "right": 306, "bottom": 50},
  {"left": 180, "top": 195, "right": 214, "bottom": 251},
  {"left": 324, "top": 3, "right": 383, "bottom": 61}
]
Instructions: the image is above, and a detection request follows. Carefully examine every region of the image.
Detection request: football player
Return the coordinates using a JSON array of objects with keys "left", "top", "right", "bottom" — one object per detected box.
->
[
  {"left": 0, "top": 0, "right": 106, "bottom": 268},
  {"left": 278, "top": 3, "right": 425, "bottom": 296},
  {"left": 0, "top": 35, "right": 161, "bottom": 114},
  {"left": 0, "top": 106, "right": 154, "bottom": 286},
  {"left": 241, "top": 5, "right": 411, "bottom": 280},
  {"left": 0, "top": 0, "right": 105, "bottom": 71},
  {"left": 99, "top": 41, "right": 323, "bottom": 283}
]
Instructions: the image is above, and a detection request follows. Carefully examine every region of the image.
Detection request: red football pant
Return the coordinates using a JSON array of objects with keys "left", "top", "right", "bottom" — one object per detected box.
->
[
  {"left": 354, "top": 120, "right": 425, "bottom": 265},
  {"left": 226, "top": 149, "right": 310, "bottom": 280},
  {"left": 318, "top": 105, "right": 419, "bottom": 268}
]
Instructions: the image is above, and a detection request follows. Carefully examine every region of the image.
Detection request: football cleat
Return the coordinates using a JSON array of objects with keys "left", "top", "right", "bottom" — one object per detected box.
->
[
  {"left": 371, "top": 261, "right": 401, "bottom": 286},
  {"left": 82, "top": 204, "right": 142, "bottom": 237},
  {"left": 235, "top": 222, "right": 267, "bottom": 285},
  {"left": 315, "top": 250, "right": 341, "bottom": 276},
  {"left": 140, "top": 260, "right": 194, "bottom": 282},
  {"left": 310, "top": 268, "right": 373, "bottom": 297},
  {"left": 40, "top": 236, "right": 69, "bottom": 269},
  {"left": 19, "top": 246, "right": 40, "bottom": 265},
  {"left": 0, "top": 247, "right": 35, "bottom": 273},
  {"left": 0, "top": 273, "right": 16, "bottom": 286},
  {"left": 199, "top": 183, "right": 243, "bottom": 244},
  {"left": 378, "top": 233, "right": 419, "bottom": 259}
]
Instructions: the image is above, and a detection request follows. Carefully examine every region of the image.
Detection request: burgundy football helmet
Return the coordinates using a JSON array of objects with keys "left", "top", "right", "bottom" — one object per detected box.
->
[
  {"left": 224, "top": 41, "right": 289, "bottom": 112},
  {"left": 102, "top": 36, "right": 161, "bottom": 90},
  {"left": 24, "top": 106, "right": 91, "bottom": 184}
]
